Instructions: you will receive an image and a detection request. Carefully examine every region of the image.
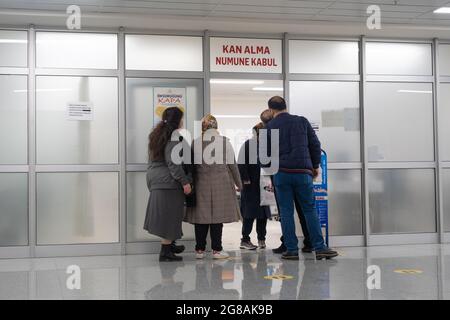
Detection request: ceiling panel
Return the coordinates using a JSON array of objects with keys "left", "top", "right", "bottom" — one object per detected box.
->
[{"left": 0, "top": 0, "right": 450, "bottom": 26}]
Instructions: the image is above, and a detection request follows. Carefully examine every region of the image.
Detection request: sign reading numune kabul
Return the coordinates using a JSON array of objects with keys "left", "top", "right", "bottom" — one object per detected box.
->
[{"left": 210, "top": 37, "right": 282, "bottom": 73}]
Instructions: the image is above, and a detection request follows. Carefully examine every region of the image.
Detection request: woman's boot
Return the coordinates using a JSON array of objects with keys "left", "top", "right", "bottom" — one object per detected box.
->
[
  {"left": 171, "top": 241, "right": 185, "bottom": 254},
  {"left": 159, "top": 244, "right": 183, "bottom": 262}
]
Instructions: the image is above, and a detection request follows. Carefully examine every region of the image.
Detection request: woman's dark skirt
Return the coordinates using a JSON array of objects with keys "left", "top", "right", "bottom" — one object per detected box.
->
[{"left": 144, "top": 189, "right": 185, "bottom": 240}]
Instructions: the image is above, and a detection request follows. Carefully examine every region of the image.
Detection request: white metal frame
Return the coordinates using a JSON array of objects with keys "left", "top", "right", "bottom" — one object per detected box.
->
[
  {"left": 0, "top": 25, "right": 449, "bottom": 258},
  {"left": 363, "top": 38, "right": 441, "bottom": 246},
  {"left": 439, "top": 42, "right": 450, "bottom": 243},
  {"left": 287, "top": 35, "right": 364, "bottom": 245}
]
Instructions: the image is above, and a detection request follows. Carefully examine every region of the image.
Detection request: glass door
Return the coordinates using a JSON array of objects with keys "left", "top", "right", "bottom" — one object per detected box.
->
[{"left": 126, "top": 78, "right": 204, "bottom": 243}]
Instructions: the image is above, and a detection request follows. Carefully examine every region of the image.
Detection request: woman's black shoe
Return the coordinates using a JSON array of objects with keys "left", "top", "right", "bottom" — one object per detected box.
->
[
  {"left": 171, "top": 241, "right": 185, "bottom": 254},
  {"left": 281, "top": 251, "right": 299, "bottom": 260},
  {"left": 272, "top": 243, "right": 287, "bottom": 254},
  {"left": 160, "top": 244, "right": 183, "bottom": 262}
]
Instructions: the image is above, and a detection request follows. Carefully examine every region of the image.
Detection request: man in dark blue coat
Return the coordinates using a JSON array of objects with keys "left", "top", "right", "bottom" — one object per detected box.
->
[
  {"left": 260, "top": 109, "right": 313, "bottom": 254},
  {"left": 265, "top": 96, "right": 338, "bottom": 260}
]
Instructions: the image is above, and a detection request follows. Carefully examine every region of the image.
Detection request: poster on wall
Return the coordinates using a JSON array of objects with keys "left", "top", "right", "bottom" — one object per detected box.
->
[
  {"left": 153, "top": 87, "right": 187, "bottom": 126},
  {"left": 210, "top": 37, "right": 282, "bottom": 73},
  {"left": 66, "top": 102, "right": 94, "bottom": 121}
]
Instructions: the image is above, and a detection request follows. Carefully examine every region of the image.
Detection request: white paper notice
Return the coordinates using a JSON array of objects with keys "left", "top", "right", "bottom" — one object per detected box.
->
[
  {"left": 67, "top": 102, "right": 94, "bottom": 121},
  {"left": 310, "top": 121, "right": 320, "bottom": 134}
]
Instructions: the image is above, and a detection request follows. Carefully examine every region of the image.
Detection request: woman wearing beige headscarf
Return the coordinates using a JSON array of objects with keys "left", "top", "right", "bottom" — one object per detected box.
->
[{"left": 185, "top": 114, "right": 243, "bottom": 259}]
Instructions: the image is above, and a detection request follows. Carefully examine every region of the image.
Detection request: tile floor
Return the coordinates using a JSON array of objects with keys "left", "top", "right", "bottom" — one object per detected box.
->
[{"left": 1, "top": 243, "right": 449, "bottom": 300}]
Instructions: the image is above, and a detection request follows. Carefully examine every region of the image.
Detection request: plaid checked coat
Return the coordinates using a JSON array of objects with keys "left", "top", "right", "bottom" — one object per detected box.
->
[{"left": 184, "top": 131, "right": 243, "bottom": 225}]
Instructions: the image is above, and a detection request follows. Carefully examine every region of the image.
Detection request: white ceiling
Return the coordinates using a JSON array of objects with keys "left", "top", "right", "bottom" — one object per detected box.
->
[
  {"left": 1, "top": 0, "right": 450, "bottom": 24},
  {"left": 1, "top": 0, "right": 450, "bottom": 37}
]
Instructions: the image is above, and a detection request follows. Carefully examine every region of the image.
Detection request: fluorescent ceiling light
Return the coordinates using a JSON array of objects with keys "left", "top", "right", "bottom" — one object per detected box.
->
[
  {"left": 14, "top": 88, "right": 73, "bottom": 93},
  {"left": 210, "top": 79, "right": 265, "bottom": 85},
  {"left": 252, "top": 87, "right": 284, "bottom": 92},
  {"left": 434, "top": 7, "right": 450, "bottom": 14},
  {"left": 214, "top": 115, "right": 259, "bottom": 118},
  {"left": 0, "top": 39, "right": 27, "bottom": 44},
  {"left": 397, "top": 90, "right": 432, "bottom": 94}
]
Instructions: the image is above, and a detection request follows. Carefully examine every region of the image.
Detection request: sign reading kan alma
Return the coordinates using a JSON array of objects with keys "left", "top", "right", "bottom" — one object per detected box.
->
[{"left": 210, "top": 37, "right": 282, "bottom": 73}]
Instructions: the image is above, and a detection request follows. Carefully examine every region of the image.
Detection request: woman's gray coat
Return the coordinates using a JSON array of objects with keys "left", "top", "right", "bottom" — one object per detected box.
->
[{"left": 144, "top": 135, "right": 192, "bottom": 240}]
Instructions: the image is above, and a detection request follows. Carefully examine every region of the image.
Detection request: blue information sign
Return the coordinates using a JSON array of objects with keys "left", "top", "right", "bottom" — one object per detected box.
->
[{"left": 313, "top": 150, "right": 329, "bottom": 246}]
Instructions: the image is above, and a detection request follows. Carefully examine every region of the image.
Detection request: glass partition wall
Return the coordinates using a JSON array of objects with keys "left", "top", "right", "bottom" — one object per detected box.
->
[
  {"left": 288, "top": 40, "right": 362, "bottom": 242},
  {"left": 365, "top": 41, "right": 438, "bottom": 245},
  {"left": 0, "top": 27, "right": 449, "bottom": 258},
  {"left": 440, "top": 44, "right": 450, "bottom": 236}
]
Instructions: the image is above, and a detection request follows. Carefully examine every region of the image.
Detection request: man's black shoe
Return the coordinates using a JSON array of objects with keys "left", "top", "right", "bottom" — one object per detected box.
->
[
  {"left": 171, "top": 242, "right": 185, "bottom": 254},
  {"left": 281, "top": 251, "right": 299, "bottom": 260},
  {"left": 301, "top": 246, "right": 313, "bottom": 253},
  {"left": 272, "top": 244, "right": 287, "bottom": 254},
  {"left": 315, "top": 248, "right": 338, "bottom": 260}
]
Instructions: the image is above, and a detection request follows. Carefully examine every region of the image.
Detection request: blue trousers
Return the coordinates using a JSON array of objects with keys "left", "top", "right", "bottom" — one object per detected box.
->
[{"left": 273, "top": 172, "right": 326, "bottom": 253}]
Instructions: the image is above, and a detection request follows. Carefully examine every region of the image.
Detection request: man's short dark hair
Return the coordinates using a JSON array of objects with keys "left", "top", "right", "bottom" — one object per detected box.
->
[{"left": 268, "top": 96, "right": 287, "bottom": 111}]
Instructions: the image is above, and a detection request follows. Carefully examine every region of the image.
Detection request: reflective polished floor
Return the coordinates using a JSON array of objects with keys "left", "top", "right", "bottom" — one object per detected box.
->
[{"left": 1, "top": 244, "right": 450, "bottom": 300}]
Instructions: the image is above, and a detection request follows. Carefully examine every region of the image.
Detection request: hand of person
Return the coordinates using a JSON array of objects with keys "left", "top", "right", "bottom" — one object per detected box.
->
[
  {"left": 264, "top": 183, "right": 274, "bottom": 193},
  {"left": 313, "top": 168, "right": 320, "bottom": 180},
  {"left": 183, "top": 184, "right": 192, "bottom": 195},
  {"left": 243, "top": 180, "right": 251, "bottom": 185},
  {"left": 236, "top": 185, "right": 241, "bottom": 192}
]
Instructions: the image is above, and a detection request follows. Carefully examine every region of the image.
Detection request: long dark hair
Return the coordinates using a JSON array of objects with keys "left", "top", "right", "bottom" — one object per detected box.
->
[{"left": 148, "top": 107, "right": 183, "bottom": 161}]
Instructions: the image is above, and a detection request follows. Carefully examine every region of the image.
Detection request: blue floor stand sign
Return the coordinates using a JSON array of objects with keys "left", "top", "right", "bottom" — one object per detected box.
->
[{"left": 314, "top": 150, "right": 329, "bottom": 247}]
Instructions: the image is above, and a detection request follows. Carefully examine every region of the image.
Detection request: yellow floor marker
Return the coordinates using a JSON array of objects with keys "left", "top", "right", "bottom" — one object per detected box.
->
[
  {"left": 394, "top": 269, "right": 423, "bottom": 275},
  {"left": 263, "top": 275, "right": 294, "bottom": 280}
]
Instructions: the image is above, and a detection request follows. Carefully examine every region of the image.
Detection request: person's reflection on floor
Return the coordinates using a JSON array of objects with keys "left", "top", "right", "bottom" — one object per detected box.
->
[
  {"left": 184, "top": 260, "right": 239, "bottom": 300},
  {"left": 278, "top": 260, "right": 300, "bottom": 300},
  {"left": 241, "top": 253, "right": 271, "bottom": 300},
  {"left": 145, "top": 262, "right": 185, "bottom": 300},
  {"left": 297, "top": 260, "right": 337, "bottom": 300}
]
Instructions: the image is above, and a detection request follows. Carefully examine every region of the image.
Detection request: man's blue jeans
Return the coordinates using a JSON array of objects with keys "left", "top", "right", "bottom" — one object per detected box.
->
[{"left": 273, "top": 172, "right": 326, "bottom": 253}]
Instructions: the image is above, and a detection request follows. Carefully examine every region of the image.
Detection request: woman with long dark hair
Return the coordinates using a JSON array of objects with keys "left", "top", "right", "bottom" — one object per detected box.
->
[{"left": 144, "top": 107, "right": 193, "bottom": 262}]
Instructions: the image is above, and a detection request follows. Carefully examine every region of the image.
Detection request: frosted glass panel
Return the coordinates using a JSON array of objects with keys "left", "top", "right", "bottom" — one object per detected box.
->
[
  {"left": 440, "top": 84, "right": 450, "bottom": 161},
  {"left": 127, "top": 172, "right": 194, "bottom": 242},
  {"left": 369, "top": 169, "right": 436, "bottom": 234},
  {"left": 0, "top": 75, "right": 27, "bottom": 164},
  {"left": 0, "top": 30, "right": 27, "bottom": 67},
  {"left": 366, "top": 82, "right": 434, "bottom": 162},
  {"left": 126, "top": 35, "right": 203, "bottom": 71},
  {"left": 289, "top": 81, "right": 360, "bottom": 162},
  {"left": 439, "top": 45, "right": 450, "bottom": 76},
  {"left": 444, "top": 170, "right": 450, "bottom": 232},
  {"left": 328, "top": 170, "right": 362, "bottom": 236},
  {"left": 289, "top": 40, "right": 359, "bottom": 74},
  {"left": 36, "top": 32, "right": 117, "bottom": 69},
  {"left": 37, "top": 172, "right": 119, "bottom": 245},
  {"left": 36, "top": 76, "right": 118, "bottom": 164},
  {"left": 0, "top": 173, "right": 28, "bottom": 246},
  {"left": 126, "top": 78, "right": 203, "bottom": 164},
  {"left": 366, "top": 42, "right": 432, "bottom": 76}
]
